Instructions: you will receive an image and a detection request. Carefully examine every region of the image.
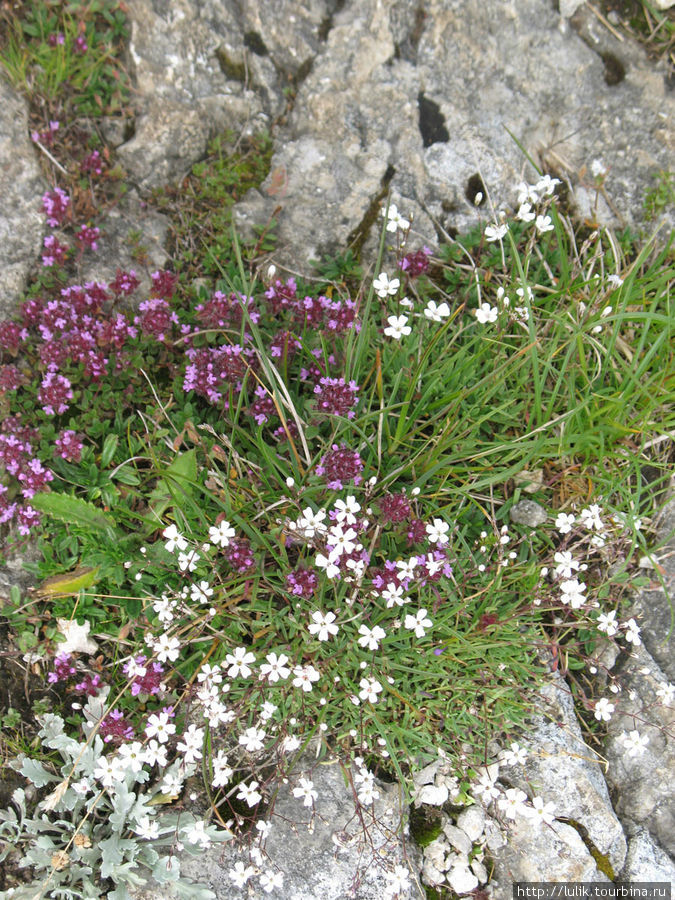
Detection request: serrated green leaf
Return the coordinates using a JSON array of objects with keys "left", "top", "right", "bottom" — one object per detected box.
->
[{"left": 30, "top": 492, "right": 117, "bottom": 536}]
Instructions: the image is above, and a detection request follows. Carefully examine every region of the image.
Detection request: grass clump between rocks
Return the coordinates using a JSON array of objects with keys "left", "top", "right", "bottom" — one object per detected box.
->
[{"left": 1, "top": 4, "right": 675, "bottom": 898}]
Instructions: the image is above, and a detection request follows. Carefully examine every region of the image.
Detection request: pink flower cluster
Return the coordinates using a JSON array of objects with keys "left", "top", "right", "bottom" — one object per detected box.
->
[
  {"left": 31, "top": 120, "right": 59, "bottom": 145},
  {"left": 286, "top": 566, "right": 318, "bottom": 598},
  {"left": 55, "top": 430, "right": 84, "bottom": 463},
  {"left": 399, "top": 246, "right": 432, "bottom": 277},
  {"left": 75, "top": 224, "right": 100, "bottom": 251},
  {"left": 316, "top": 444, "right": 364, "bottom": 490},
  {"left": 80, "top": 150, "right": 103, "bottom": 176},
  {"left": 123, "top": 654, "right": 165, "bottom": 696},
  {"left": 38, "top": 371, "right": 73, "bottom": 415},
  {"left": 314, "top": 377, "right": 359, "bottom": 419},
  {"left": 42, "top": 187, "right": 70, "bottom": 227},
  {"left": 42, "top": 234, "right": 70, "bottom": 267}
]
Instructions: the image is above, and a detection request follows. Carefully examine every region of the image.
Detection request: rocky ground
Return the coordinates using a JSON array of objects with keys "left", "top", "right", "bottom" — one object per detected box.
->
[{"left": 1, "top": 0, "right": 673, "bottom": 896}]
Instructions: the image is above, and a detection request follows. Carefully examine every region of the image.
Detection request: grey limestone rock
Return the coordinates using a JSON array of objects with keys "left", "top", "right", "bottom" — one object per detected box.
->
[
  {"left": 0, "top": 77, "right": 45, "bottom": 317},
  {"left": 509, "top": 500, "right": 548, "bottom": 528},
  {"left": 620, "top": 826, "right": 675, "bottom": 882},
  {"left": 130, "top": 757, "right": 421, "bottom": 900}
]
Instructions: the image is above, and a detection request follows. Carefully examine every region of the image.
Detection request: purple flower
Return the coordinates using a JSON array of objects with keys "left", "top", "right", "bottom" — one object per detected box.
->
[
  {"left": 80, "top": 150, "right": 103, "bottom": 176},
  {"left": 100, "top": 708, "right": 135, "bottom": 744},
  {"left": 38, "top": 372, "right": 73, "bottom": 415},
  {"left": 399, "top": 246, "right": 432, "bottom": 277},
  {"left": 378, "top": 492, "right": 411, "bottom": 525},
  {"left": 42, "top": 187, "right": 70, "bottom": 227},
  {"left": 55, "top": 430, "right": 84, "bottom": 463},
  {"left": 314, "top": 377, "right": 359, "bottom": 419},
  {"left": 248, "top": 384, "right": 276, "bottom": 425},
  {"left": 316, "top": 444, "right": 364, "bottom": 490},
  {"left": 134, "top": 298, "right": 179, "bottom": 342},
  {"left": 75, "top": 225, "right": 100, "bottom": 251},
  {"left": 286, "top": 566, "right": 318, "bottom": 598},
  {"left": 48, "top": 652, "right": 76, "bottom": 684}
]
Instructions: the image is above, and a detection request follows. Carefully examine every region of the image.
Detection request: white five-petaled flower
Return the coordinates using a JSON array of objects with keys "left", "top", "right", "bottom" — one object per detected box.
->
[
  {"left": 529, "top": 796, "right": 556, "bottom": 825},
  {"left": 404, "top": 608, "right": 433, "bottom": 638},
  {"left": 396, "top": 557, "right": 418, "bottom": 580},
  {"left": 656, "top": 682, "right": 675, "bottom": 704},
  {"left": 554, "top": 551, "right": 580, "bottom": 579},
  {"left": 579, "top": 504, "right": 604, "bottom": 531},
  {"left": 594, "top": 698, "right": 615, "bottom": 722},
  {"left": 292, "top": 664, "right": 320, "bottom": 692},
  {"left": 236, "top": 780, "right": 263, "bottom": 807},
  {"left": 177, "top": 549, "right": 200, "bottom": 572},
  {"left": 381, "top": 203, "right": 410, "bottom": 233},
  {"left": 597, "top": 609, "right": 619, "bottom": 637},
  {"left": 314, "top": 553, "right": 341, "bottom": 579},
  {"left": 560, "top": 578, "right": 587, "bottom": 609},
  {"left": 498, "top": 787, "right": 529, "bottom": 819},
  {"left": 183, "top": 820, "right": 211, "bottom": 849},
  {"left": 620, "top": 729, "right": 649, "bottom": 757},
  {"left": 516, "top": 202, "right": 536, "bottom": 223},
  {"left": 536, "top": 174, "right": 561, "bottom": 195},
  {"left": 93, "top": 755, "right": 125, "bottom": 788},
  {"left": 225, "top": 646, "right": 256, "bottom": 678},
  {"left": 516, "top": 182, "right": 540, "bottom": 205},
  {"left": 163, "top": 523, "right": 188, "bottom": 553},
  {"left": 145, "top": 711, "right": 176, "bottom": 744},
  {"left": 500, "top": 742, "right": 527, "bottom": 766},
  {"left": 554, "top": 512, "right": 576, "bottom": 534},
  {"left": 260, "top": 652, "right": 291, "bottom": 683},
  {"left": 359, "top": 677, "right": 383, "bottom": 703},
  {"left": 373, "top": 272, "right": 400, "bottom": 298},
  {"left": 384, "top": 865, "right": 411, "bottom": 896},
  {"left": 327, "top": 524, "right": 357, "bottom": 560},
  {"left": 135, "top": 816, "right": 160, "bottom": 840},
  {"left": 357, "top": 623, "right": 386, "bottom": 650},
  {"left": 485, "top": 222, "right": 508, "bottom": 242},
  {"left": 177, "top": 724, "right": 204, "bottom": 764},
  {"left": 382, "top": 582, "right": 406, "bottom": 608},
  {"left": 117, "top": 741, "right": 145, "bottom": 774},
  {"left": 383, "top": 314, "right": 411, "bottom": 340},
  {"left": 154, "top": 632, "right": 181, "bottom": 662},
  {"left": 308, "top": 610, "right": 339, "bottom": 641},
  {"left": 292, "top": 776, "right": 318, "bottom": 807},
  {"left": 334, "top": 496, "right": 361, "bottom": 525},
  {"left": 211, "top": 750, "right": 233, "bottom": 787},
  {"left": 426, "top": 518, "right": 449, "bottom": 544},
  {"left": 238, "top": 726, "right": 266, "bottom": 753},
  {"left": 229, "top": 860, "right": 256, "bottom": 887},
  {"left": 208, "top": 519, "right": 235, "bottom": 547},
  {"left": 190, "top": 580, "right": 214, "bottom": 604},
  {"left": 424, "top": 300, "right": 450, "bottom": 322},
  {"left": 260, "top": 870, "right": 284, "bottom": 893},
  {"left": 475, "top": 302, "right": 499, "bottom": 324},
  {"left": 297, "top": 506, "right": 327, "bottom": 538}
]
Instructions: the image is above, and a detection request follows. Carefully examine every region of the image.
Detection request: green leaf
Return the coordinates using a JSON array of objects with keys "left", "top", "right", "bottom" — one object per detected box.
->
[
  {"left": 30, "top": 492, "right": 117, "bottom": 537},
  {"left": 36, "top": 566, "right": 99, "bottom": 598},
  {"left": 100, "top": 433, "right": 119, "bottom": 467}
]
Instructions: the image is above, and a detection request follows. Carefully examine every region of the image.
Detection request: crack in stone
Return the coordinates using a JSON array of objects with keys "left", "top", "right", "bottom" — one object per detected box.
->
[{"left": 346, "top": 164, "right": 396, "bottom": 257}]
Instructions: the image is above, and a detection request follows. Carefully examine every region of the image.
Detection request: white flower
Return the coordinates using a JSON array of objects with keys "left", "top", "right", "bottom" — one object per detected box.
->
[
  {"left": 554, "top": 551, "right": 580, "bottom": 579},
  {"left": 163, "top": 523, "right": 188, "bottom": 553},
  {"left": 404, "top": 608, "right": 433, "bottom": 638},
  {"left": 516, "top": 202, "right": 536, "bottom": 222},
  {"left": 473, "top": 769, "right": 500, "bottom": 802},
  {"left": 475, "top": 302, "right": 499, "bottom": 324},
  {"left": 620, "top": 729, "right": 649, "bottom": 757},
  {"left": 239, "top": 726, "right": 266, "bottom": 753},
  {"left": 314, "top": 553, "right": 340, "bottom": 579},
  {"left": 197, "top": 663, "right": 222, "bottom": 684},
  {"left": 190, "top": 580, "right": 213, "bottom": 604},
  {"left": 145, "top": 711, "right": 176, "bottom": 744},
  {"left": 498, "top": 787, "right": 529, "bottom": 819},
  {"left": 485, "top": 222, "right": 508, "bottom": 242},
  {"left": 529, "top": 795, "right": 556, "bottom": 825},
  {"left": 155, "top": 632, "right": 181, "bottom": 662},
  {"left": 177, "top": 724, "right": 204, "bottom": 764},
  {"left": 297, "top": 507, "right": 327, "bottom": 538},
  {"left": 177, "top": 549, "right": 200, "bottom": 572},
  {"left": 226, "top": 647, "right": 256, "bottom": 678},
  {"left": 142, "top": 739, "right": 168, "bottom": 768},
  {"left": 357, "top": 624, "right": 386, "bottom": 650},
  {"left": 554, "top": 512, "right": 576, "bottom": 534},
  {"left": 396, "top": 557, "right": 418, "bottom": 580},
  {"left": 236, "top": 780, "right": 262, "bottom": 807},
  {"left": 135, "top": 816, "right": 160, "bottom": 840},
  {"left": 384, "top": 864, "right": 411, "bottom": 897},
  {"left": 424, "top": 300, "right": 451, "bottom": 322},
  {"left": 183, "top": 820, "right": 211, "bottom": 849},
  {"left": 384, "top": 314, "right": 411, "bottom": 340},
  {"left": 597, "top": 610, "right": 619, "bottom": 637},
  {"left": 590, "top": 159, "right": 607, "bottom": 178},
  {"left": 93, "top": 755, "right": 125, "bottom": 788},
  {"left": 359, "top": 677, "right": 383, "bottom": 703},
  {"left": 373, "top": 272, "right": 400, "bottom": 298},
  {"left": 334, "top": 496, "right": 361, "bottom": 525},
  {"left": 656, "top": 682, "right": 675, "bottom": 704},
  {"left": 623, "top": 618, "right": 642, "bottom": 646},
  {"left": 116, "top": 741, "right": 145, "bottom": 774},
  {"left": 260, "top": 652, "right": 291, "bottom": 683},
  {"left": 327, "top": 524, "right": 357, "bottom": 560},
  {"left": 292, "top": 776, "right": 318, "bottom": 807},
  {"left": 382, "top": 582, "right": 405, "bottom": 607},
  {"left": 579, "top": 504, "right": 604, "bottom": 531},
  {"left": 260, "top": 870, "right": 284, "bottom": 893},
  {"left": 292, "top": 665, "right": 320, "bottom": 692},
  {"left": 535, "top": 214, "right": 554, "bottom": 234},
  {"left": 594, "top": 698, "right": 615, "bottom": 722},
  {"left": 607, "top": 273, "right": 624, "bottom": 288},
  {"left": 260, "top": 701, "right": 277, "bottom": 722},
  {"left": 426, "top": 518, "right": 449, "bottom": 544},
  {"left": 308, "top": 610, "right": 339, "bottom": 642},
  {"left": 536, "top": 174, "right": 561, "bottom": 195},
  {"left": 381, "top": 203, "right": 410, "bottom": 233},
  {"left": 281, "top": 734, "right": 301, "bottom": 753},
  {"left": 229, "top": 860, "right": 256, "bottom": 887},
  {"left": 211, "top": 751, "right": 233, "bottom": 788},
  {"left": 500, "top": 742, "right": 527, "bottom": 766},
  {"left": 152, "top": 595, "right": 176, "bottom": 625},
  {"left": 209, "top": 520, "right": 235, "bottom": 547},
  {"left": 560, "top": 578, "right": 587, "bottom": 609},
  {"left": 516, "top": 182, "right": 539, "bottom": 205}
]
